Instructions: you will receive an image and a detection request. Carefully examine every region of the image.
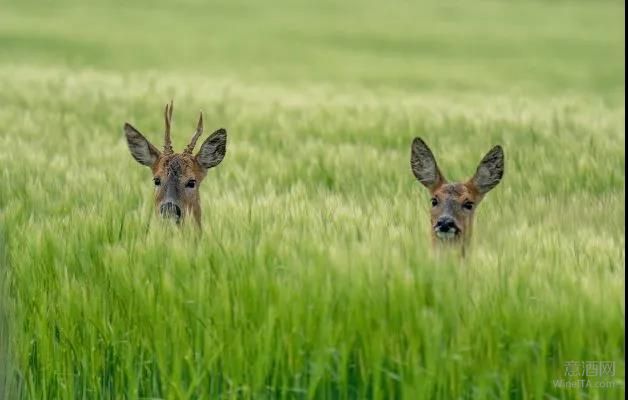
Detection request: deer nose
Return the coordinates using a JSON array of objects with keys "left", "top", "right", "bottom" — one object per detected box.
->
[
  {"left": 160, "top": 202, "right": 182, "bottom": 221},
  {"left": 435, "top": 217, "right": 459, "bottom": 233}
]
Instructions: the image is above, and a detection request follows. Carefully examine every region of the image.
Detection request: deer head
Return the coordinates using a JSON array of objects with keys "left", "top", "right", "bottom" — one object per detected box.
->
[
  {"left": 411, "top": 137, "right": 504, "bottom": 253},
  {"left": 124, "top": 101, "right": 227, "bottom": 226}
]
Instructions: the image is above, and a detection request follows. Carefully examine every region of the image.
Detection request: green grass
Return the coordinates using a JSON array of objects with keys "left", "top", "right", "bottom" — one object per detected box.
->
[{"left": 0, "top": 0, "right": 625, "bottom": 399}]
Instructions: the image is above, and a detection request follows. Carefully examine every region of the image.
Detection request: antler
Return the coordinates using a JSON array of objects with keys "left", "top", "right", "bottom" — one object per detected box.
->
[
  {"left": 184, "top": 112, "right": 203, "bottom": 154},
  {"left": 163, "top": 100, "right": 174, "bottom": 155}
]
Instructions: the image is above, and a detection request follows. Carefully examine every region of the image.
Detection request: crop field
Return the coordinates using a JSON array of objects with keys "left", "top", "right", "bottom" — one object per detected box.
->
[{"left": 0, "top": 0, "right": 625, "bottom": 399}]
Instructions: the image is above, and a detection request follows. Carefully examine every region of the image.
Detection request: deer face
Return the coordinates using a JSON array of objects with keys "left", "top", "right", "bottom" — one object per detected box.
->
[
  {"left": 411, "top": 138, "right": 504, "bottom": 247},
  {"left": 124, "top": 101, "right": 227, "bottom": 226}
]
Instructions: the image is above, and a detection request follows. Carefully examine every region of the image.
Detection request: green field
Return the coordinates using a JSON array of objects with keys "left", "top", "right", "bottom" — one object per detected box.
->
[{"left": 0, "top": 0, "right": 625, "bottom": 398}]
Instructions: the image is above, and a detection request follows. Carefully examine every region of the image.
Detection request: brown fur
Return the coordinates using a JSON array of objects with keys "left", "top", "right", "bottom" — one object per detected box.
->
[
  {"left": 428, "top": 183, "right": 481, "bottom": 252},
  {"left": 124, "top": 102, "right": 227, "bottom": 227},
  {"left": 411, "top": 137, "right": 504, "bottom": 255},
  {"left": 151, "top": 154, "right": 207, "bottom": 225}
]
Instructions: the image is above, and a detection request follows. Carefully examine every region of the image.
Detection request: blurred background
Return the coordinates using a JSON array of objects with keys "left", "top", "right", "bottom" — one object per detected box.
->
[{"left": 0, "top": 0, "right": 624, "bottom": 97}]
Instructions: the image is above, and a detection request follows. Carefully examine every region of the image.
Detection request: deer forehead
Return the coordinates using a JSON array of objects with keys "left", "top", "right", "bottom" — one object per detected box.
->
[
  {"left": 434, "top": 183, "right": 471, "bottom": 199},
  {"left": 153, "top": 154, "right": 200, "bottom": 178}
]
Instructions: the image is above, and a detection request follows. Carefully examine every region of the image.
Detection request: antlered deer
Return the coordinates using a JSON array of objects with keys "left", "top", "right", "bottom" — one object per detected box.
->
[
  {"left": 411, "top": 138, "right": 504, "bottom": 254},
  {"left": 124, "top": 101, "right": 227, "bottom": 226}
]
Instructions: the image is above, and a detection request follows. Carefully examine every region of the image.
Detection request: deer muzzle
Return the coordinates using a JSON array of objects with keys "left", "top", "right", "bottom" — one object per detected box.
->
[
  {"left": 434, "top": 216, "right": 460, "bottom": 240},
  {"left": 160, "top": 202, "right": 182, "bottom": 222}
]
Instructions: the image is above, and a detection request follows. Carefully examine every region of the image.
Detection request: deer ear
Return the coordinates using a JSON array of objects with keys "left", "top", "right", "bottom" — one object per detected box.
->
[
  {"left": 196, "top": 128, "right": 227, "bottom": 169},
  {"left": 411, "top": 137, "right": 445, "bottom": 190},
  {"left": 124, "top": 123, "right": 161, "bottom": 167},
  {"left": 469, "top": 145, "right": 504, "bottom": 195}
]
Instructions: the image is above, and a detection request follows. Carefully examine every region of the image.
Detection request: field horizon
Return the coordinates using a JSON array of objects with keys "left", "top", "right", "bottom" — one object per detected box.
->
[{"left": 0, "top": 0, "right": 625, "bottom": 399}]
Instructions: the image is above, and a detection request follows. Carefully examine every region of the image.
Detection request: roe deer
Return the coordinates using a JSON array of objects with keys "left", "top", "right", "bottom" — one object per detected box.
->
[
  {"left": 124, "top": 101, "right": 227, "bottom": 226},
  {"left": 411, "top": 138, "right": 504, "bottom": 254}
]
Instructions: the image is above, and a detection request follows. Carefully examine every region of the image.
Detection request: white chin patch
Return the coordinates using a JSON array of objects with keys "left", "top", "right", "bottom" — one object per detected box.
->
[{"left": 435, "top": 229, "right": 458, "bottom": 240}]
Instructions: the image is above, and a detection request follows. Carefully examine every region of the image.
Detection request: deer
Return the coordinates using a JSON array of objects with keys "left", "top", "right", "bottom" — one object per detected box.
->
[
  {"left": 410, "top": 137, "right": 504, "bottom": 255},
  {"left": 124, "top": 101, "right": 227, "bottom": 226}
]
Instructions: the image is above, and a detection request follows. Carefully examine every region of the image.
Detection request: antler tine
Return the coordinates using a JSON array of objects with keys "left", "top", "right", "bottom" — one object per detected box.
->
[
  {"left": 163, "top": 100, "right": 174, "bottom": 155},
  {"left": 184, "top": 112, "right": 204, "bottom": 154}
]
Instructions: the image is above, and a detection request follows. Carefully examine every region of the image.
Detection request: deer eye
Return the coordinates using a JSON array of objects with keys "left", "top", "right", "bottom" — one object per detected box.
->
[
  {"left": 186, "top": 179, "right": 196, "bottom": 189},
  {"left": 154, "top": 177, "right": 161, "bottom": 186},
  {"left": 431, "top": 197, "right": 438, "bottom": 207},
  {"left": 463, "top": 201, "right": 474, "bottom": 210}
]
